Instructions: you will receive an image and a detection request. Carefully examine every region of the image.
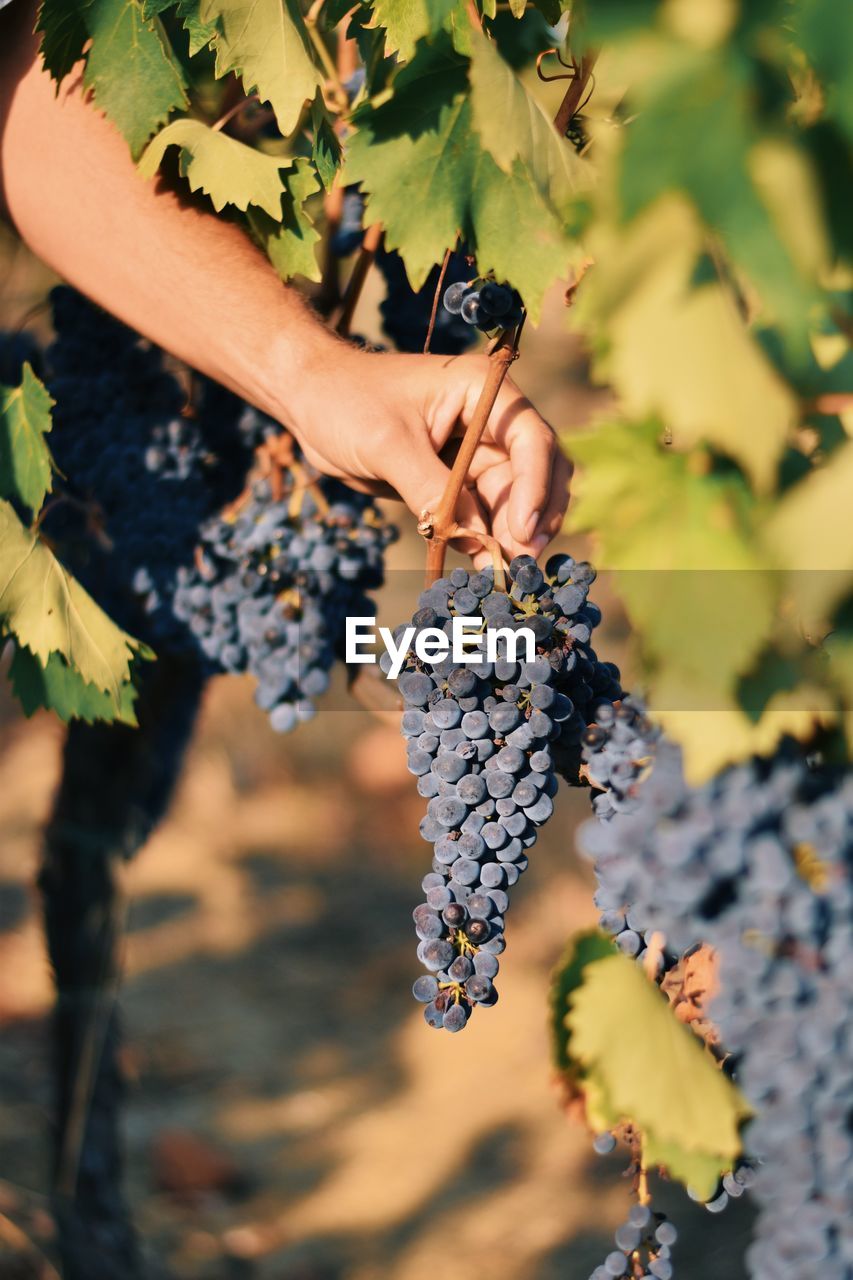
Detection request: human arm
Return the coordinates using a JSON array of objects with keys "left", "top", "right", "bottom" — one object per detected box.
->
[{"left": 0, "top": 3, "right": 570, "bottom": 558}]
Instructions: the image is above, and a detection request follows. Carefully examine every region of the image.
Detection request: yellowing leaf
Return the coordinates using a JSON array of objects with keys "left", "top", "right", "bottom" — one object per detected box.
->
[
  {"left": 201, "top": 0, "right": 322, "bottom": 137},
  {"left": 566, "top": 420, "right": 777, "bottom": 703},
  {"left": 655, "top": 692, "right": 836, "bottom": 784},
  {"left": 567, "top": 952, "right": 750, "bottom": 1197},
  {"left": 0, "top": 364, "right": 55, "bottom": 514},
  {"left": 574, "top": 196, "right": 797, "bottom": 491},
  {"left": 139, "top": 118, "right": 290, "bottom": 217},
  {"left": 0, "top": 501, "right": 151, "bottom": 709},
  {"left": 766, "top": 440, "right": 853, "bottom": 625},
  {"left": 83, "top": 0, "right": 188, "bottom": 158}
]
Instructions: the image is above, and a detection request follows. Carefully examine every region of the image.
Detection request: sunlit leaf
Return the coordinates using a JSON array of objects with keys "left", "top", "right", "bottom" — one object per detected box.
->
[
  {"left": 139, "top": 118, "right": 291, "bottom": 217},
  {"left": 0, "top": 501, "right": 152, "bottom": 710},
  {"left": 200, "top": 0, "right": 322, "bottom": 136},
  {"left": 567, "top": 952, "right": 750, "bottom": 1197}
]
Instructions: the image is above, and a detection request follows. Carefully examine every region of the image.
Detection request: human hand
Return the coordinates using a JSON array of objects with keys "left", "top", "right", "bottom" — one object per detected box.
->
[{"left": 287, "top": 344, "right": 572, "bottom": 564}]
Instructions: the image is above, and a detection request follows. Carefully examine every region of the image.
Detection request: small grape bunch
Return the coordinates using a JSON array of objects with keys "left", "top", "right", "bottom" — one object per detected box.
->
[
  {"left": 565, "top": 113, "right": 589, "bottom": 154},
  {"left": 588, "top": 1204, "right": 678, "bottom": 1280},
  {"left": 442, "top": 276, "right": 524, "bottom": 334}
]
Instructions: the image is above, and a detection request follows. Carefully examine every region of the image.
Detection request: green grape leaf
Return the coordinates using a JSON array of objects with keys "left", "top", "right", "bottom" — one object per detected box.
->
[
  {"left": 8, "top": 644, "right": 140, "bottom": 726},
  {"left": 574, "top": 196, "right": 797, "bottom": 491},
  {"left": 36, "top": 0, "right": 89, "bottom": 82},
  {"left": 766, "top": 439, "right": 853, "bottom": 626},
  {"left": 0, "top": 364, "right": 56, "bottom": 516},
  {"left": 140, "top": 0, "right": 215, "bottom": 53},
  {"left": 83, "top": 0, "right": 188, "bottom": 157},
  {"left": 246, "top": 158, "right": 322, "bottom": 281},
  {"left": 345, "top": 39, "right": 579, "bottom": 319},
  {"left": 0, "top": 501, "right": 152, "bottom": 710},
  {"left": 617, "top": 45, "right": 819, "bottom": 351},
  {"left": 566, "top": 419, "right": 777, "bottom": 709},
  {"left": 550, "top": 929, "right": 617, "bottom": 1077},
  {"left": 368, "top": 0, "right": 457, "bottom": 62},
  {"left": 176, "top": 0, "right": 218, "bottom": 53},
  {"left": 200, "top": 0, "right": 322, "bottom": 137},
  {"left": 567, "top": 952, "right": 750, "bottom": 1198},
  {"left": 531, "top": 0, "right": 568, "bottom": 23},
  {"left": 311, "top": 99, "right": 342, "bottom": 191},
  {"left": 794, "top": 0, "right": 853, "bottom": 141},
  {"left": 468, "top": 25, "right": 581, "bottom": 215},
  {"left": 139, "top": 118, "right": 291, "bottom": 217}
]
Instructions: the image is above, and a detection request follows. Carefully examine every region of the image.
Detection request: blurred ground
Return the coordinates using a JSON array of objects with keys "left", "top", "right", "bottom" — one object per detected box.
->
[{"left": 0, "top": 228, "right": 753, "bottom": 1278}]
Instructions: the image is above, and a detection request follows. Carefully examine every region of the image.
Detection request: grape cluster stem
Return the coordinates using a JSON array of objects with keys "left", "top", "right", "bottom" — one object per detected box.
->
[{"left": 419, "top": 329, "right": 521, "bottom": 587}]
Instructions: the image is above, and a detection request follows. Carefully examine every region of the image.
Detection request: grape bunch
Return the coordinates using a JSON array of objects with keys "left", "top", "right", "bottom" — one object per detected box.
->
[
  {"left": 565, "top": 114, "right": 589, "bottom": 154},
  {"left": 580, "top": 698, "right": 664, "bottom": 960},
  {"left": 376, "top": 249, "right": 477, "bottom": 356},
  {"left": 588, "top": 1204, "right": 678, "bottom": 1280},
  {"left": 42, "top": 287, "right": 242, "bottom": 649},
  {"left": 443, "top": 277, "right": 524, "bottom": 334},
  {"left": 172, "top": 462, "right": 396, "bottom": 732},
  {"left": 32, "top": 288, "right": 396, "bottom": 734},
  {"left": 577, "top": 721, "right": 853, "bottom": 1278},
  {"left": 400, "top": 554, "right": 622, "bottom": 1031}
]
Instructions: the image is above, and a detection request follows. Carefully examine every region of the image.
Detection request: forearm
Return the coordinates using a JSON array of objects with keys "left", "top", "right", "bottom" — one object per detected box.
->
[{"left": 0, "top": 5, "right": 339, "bottom": 427}]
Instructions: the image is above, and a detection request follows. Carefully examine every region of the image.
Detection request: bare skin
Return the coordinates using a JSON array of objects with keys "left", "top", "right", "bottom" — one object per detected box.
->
[{"left": 0, "top": 2, "right": 571, "bottom": 561}]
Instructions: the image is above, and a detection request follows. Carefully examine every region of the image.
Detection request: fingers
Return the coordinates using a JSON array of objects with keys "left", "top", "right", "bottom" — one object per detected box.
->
[
  {"left": 387, "top": 425, "right": 490, "bottom": 557},
  {"left": 489, "top": 388, "right": 561, "bottom": 550}
]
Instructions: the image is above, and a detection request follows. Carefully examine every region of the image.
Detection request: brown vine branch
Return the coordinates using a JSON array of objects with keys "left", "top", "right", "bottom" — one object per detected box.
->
[
  {"left": 212, "top": 92, "right": 259, "bottom": 133},
  {"left": 333, "top": 222, "right": 383, "bottom": 336},
  {"left": 424, "top": 248, "right": 452, "bottom": 353},
  {"left": 419, "top": 327, "right": 521, "bottom": 587},
  {"left": 553, "top": 51, "right": 598, "bottom": 136}
]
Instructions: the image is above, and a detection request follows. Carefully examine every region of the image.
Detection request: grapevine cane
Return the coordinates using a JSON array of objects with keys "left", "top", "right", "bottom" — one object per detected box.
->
[
  {"left": 418, "top": 325, "right": 522, "bottom": 588},
  {"left": 333, "top": 222, "right": 383, "bottom": 337},
  {"left": 553, "top": 52, "right": 598, "bottom": 138}
]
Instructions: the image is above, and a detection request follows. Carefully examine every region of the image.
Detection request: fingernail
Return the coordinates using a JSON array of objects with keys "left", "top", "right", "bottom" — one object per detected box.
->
[
  {"left": 524, "top": 509, "right": 541, "bottom": 542},
  {"left": 531, "top": 533, "right": 549, "bottom": 556}
]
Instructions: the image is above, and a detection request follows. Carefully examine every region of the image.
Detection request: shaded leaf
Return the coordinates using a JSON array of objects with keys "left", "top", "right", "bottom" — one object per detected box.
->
[
  {"left": 83, "top": 0, "right": 188, "bottom": 157},
  {"left": 0, "top": 364, "right": 56, "bottom": 515},
  {"left": 139, "top": 117, "right": 291, "bottom": 216},
  {"left": 795, "top": 0, "right": 853, "bottom": 142},
  {"left": 9, "top": 644, "right": 140, "bottom": 726},
  {"left": 36, "top": 0, "right": 89, "bottom": 82},
  {"left": 200, "top": 0, "right": 322, "bottom": 136},
  {"left": 550, "top": 929, "right": 617, "bottom": 1077}
]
